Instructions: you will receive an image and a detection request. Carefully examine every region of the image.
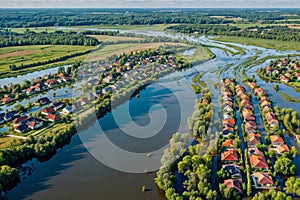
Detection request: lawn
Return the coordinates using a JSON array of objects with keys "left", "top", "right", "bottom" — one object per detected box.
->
[
  {"left": 0, "top": 137, "right": 19, "bottom": 149},
  {"left": 212, "top": 36, "right": 300, "bottom": 52}
]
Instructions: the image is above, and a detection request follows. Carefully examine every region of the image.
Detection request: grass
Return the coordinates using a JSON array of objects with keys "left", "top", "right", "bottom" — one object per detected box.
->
[
  {"left": 88, "top": 35, "right": 143, "bottom": 43},
  {"left": 202, "top": 44, "right": 236, "bottom": 56},
  {"left": 183, "top": 45, "right": 215, "bottom": 64},
  {"left": 218, "top": 43, "right": 247, "bottom": 55},
  {"left": 87, "top": 42, "right": 190, "bottom": 62},
  {"left": 0, "top": 45, "right": 95, "bottom": 72},
  {"left": 279, "top": 91, "right": 300, "bottom": 103},
  {"left": 0, "top": 137, "right": 19, "bottom": 149},
  {"left": 212, "top": 36, "right": 300, "bottom": 52}
]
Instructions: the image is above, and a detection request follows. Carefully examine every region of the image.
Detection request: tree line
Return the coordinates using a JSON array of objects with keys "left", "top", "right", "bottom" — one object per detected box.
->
[
  {"left": 167, "top": 24, "right": 300, "bottom": 42},
  {"left": 0, "top": 30, "right": 100, "bottom": 47}
]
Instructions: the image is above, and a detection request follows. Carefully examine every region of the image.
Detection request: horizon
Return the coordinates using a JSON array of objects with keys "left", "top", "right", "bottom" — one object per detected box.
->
[{"left": 1, "top": 0, "right": 300, "bottom": 9}]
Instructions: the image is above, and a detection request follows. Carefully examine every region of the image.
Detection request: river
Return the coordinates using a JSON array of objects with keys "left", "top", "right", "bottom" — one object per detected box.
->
[{"left": 5, "top": 29, "right": 300, "bottom": 199}]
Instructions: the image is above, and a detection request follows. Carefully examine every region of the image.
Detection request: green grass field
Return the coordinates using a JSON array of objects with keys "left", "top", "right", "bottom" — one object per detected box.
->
[
  {"left": 183, "top": 45, "right": 215, "bottom": 64},
  {"left": 87, "top": 42, "right": 190, "bottom": 61},
  {"left": 213, "top": 36, "right": 300, "bottom": 52},
  {"left": 0, "top": 45, "right": 95, "bottom": 72}
]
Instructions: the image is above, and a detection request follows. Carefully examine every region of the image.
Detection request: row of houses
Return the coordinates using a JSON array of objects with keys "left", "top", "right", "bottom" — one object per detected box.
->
[
  {"left": 219, "top": 79, "right": 243, "bottom": 194},
  {"left": 251, "top": 83, "right": 279, "bottom": 131},
  {"left": 237, "top": 84, "right": 276, "bottom": 189},
  {"left": 265, "top": 57, "right": 300, "bottom": 83},
  {"left": 13, "top": 116, "right": 44, "bottom": 133},
  {"left": 13, "top": 100, "right": 66, "bottom": 133},
  {"left": 1, "top": 73, "right": 72, "bottom": 104},
  {"left": 252, "top": 83, "right": 291, "bottom": 156}
]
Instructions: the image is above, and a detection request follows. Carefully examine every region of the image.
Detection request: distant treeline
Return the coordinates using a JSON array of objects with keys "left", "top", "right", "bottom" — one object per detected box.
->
[
  {"left": 167, "top": 24, "right": 300, "bottom": 42},
  {"left": 1, "top": 8, "right": 300, "bottom": 28},
  {"left": 0, "top": 30, "right": 103, "bottom": 47}
]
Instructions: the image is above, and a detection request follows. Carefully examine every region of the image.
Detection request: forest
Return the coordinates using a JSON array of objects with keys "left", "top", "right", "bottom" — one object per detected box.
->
[
  {"left": 167, "top": 24, "right": 300, "bottom": 42},
  {"left": 0, "top": 30, "right": 101, "bottom": 47},
  {"left": 0, "top": 8, "right": 299, "bottom": 28}
]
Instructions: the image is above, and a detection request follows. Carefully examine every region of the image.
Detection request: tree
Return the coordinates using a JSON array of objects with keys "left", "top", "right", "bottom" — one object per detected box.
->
[
  {"left": 285, "top": 177, "right": 300, "bottom": 197},
  {"left": 268, "top": 150, "right": 276, "bottom": 159},
  {"left": 274, "top": 157, "right": 297, "bottom": 175}
]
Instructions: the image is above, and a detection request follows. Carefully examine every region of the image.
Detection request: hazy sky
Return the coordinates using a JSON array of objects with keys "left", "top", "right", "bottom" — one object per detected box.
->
[{"left": 1, "top": 0, "right": 300, "bottom": 8}]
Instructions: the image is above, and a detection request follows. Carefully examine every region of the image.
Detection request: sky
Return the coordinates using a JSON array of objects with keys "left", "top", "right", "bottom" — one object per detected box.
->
[{"left": 1, "top": 0, "right": 300, "bottom": 8}]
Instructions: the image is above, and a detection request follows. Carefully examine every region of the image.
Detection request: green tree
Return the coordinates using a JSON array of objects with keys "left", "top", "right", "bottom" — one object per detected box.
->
[{"left": 285, "top": 177, "right": 300, "bottom": 197}]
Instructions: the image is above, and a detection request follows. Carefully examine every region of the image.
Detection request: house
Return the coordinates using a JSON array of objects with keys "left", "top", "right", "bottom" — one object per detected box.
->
[
  {"left": 280, "top": 75, "right": 289, "bottom": 83},
  {"left": 249, "top": 155, "right": 269, "bottom": 170},
  {"left": 79, "top": 97, "right": 88, "bottom": 106},
  {"left": 243, "top": 114, "right": 256, "bottom": 122},
  {"left": 222, "top": 129, "right": 234, "bottom": 138},
  {"left": 265, "top": 112, "right": 278, "bottom": 127},
  {"left": 254, "top": 87, "right": 266, "bottom": 96},
  {"left": 223, "top": 164, "right": 242, "bottom": 179},
  {"left": 45, "top": 114, "right": 61, "bottom": 122},
  {"left": 270, "top": 135, "right": 284, "bottom": 146},
  {"left": 102, "top": 87, "right": 112, "bottom": 94},
  {"left": 60, "top": 76, "right": 71, "bottom": 83},
  {"left": 222, "top": 139, "right": 234, "bottom": 148},
  {"left": 52, "top": 102, "right": 64, "bottom": 111},
  {"left": 72, "top": 102, "right": 81, "bottom": 111},
  {"left": 62, "top": 106, "right": 73, "bottom": 114},
  {"left": 252, "top": 172, "right": 274, "bottom": 188},
  {"left": 222, "top": 119, "right": 235, "bottom": 128},
  {"left": 296, "top": 135, "right": 300, "bottom": 143},
  {"left": 224, "top": 105, "right": 233, "bottom": 112},
  {"left": 248, "top": 82, "right": 257, "bottom": 89},
  {"left": 14, "top": 124, "right": 28, "bottom": 133},
  {"left": 221, "top": 149, "right": 238, "bottom": 163},
  {"left": 28, "top": 119, "right": 44, "bottom": 130},
  {"left": 2, "top": 96, "right": 13, "bottom": 104},
  {"left": 13, "top": 116, "right": 28, "bottom": 126},
  {"left": 37, "top": 97, "right": 50, "bottom": 105},
  {"left": 42, "top": 107, "right": 55, "bottom": 115},
  {"left": 4, "top": 111, "right": 17, "bottom": 121},
  {"left": 248, "top": 147, "right": 264, "bottom": 156},
  {"left": 26, "top": 87, "right": 35, "bottom": 95},
  {"left": 275, "top": 144, "right": 290, "bottom": 155},
  {"left": 0, "top": 114, "right": 4, "bottom": 124},
  {"left": 224, "top": 179, "right": 243, "bottom": 193},
  {"left": 247, "top": 136, "right": 261, "bottom": 147},
  {"left": 32, "top": 83, "right": 43, "bottom": 92},
  {"left": 45, "top": 79, "right": 58, "bottom": 88},
  {"left": 245, "top": 121, "right": 257, "bottom": 131},
  {"left": 103, "top": 76, "right": 115, "bottom": 83}
]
